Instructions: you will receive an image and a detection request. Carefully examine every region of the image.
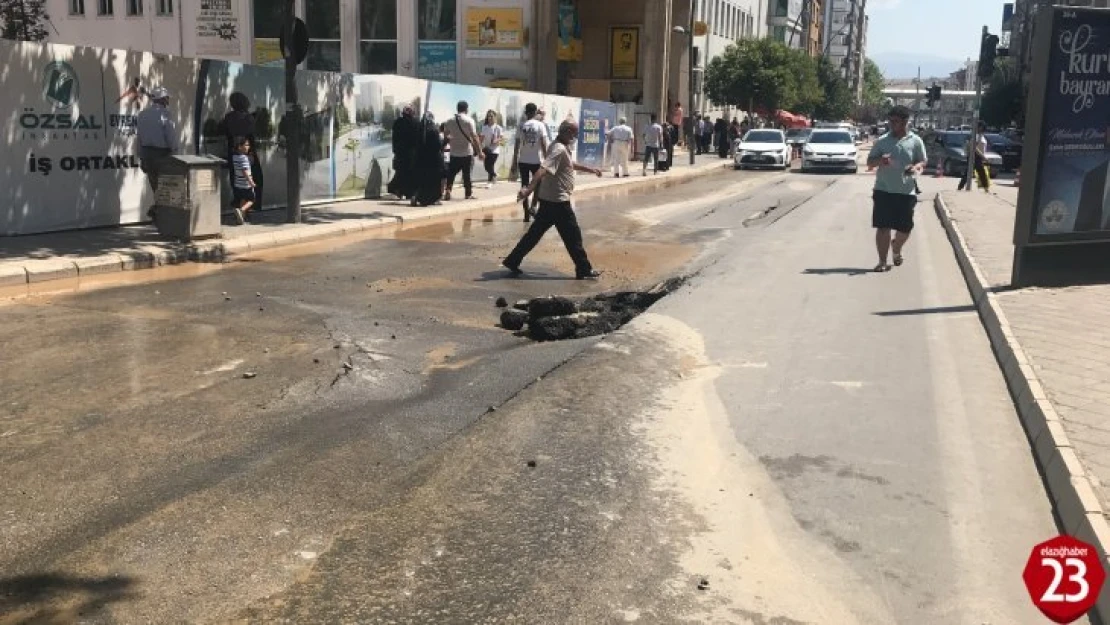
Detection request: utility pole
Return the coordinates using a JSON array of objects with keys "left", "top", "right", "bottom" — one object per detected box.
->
[
  {"left": 914, "top": 66, "right": 921, "bottom": 128},
  {"left": 687, "top": 7, "right": 695, "bottom": 166},
  {"left": 284, "top": 0, "right": 303, "bottom": 222},
  {"left": 965, "top": 26, "right": 986, "bottom": 192}
]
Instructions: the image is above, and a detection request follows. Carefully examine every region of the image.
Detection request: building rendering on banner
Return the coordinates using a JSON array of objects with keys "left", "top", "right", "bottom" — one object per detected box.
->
[{"left": 822, "top": 0, "right": 867, "bottom": 101}]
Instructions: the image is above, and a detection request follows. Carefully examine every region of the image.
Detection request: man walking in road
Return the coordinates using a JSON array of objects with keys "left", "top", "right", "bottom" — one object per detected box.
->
[
  {"left": 136, "top": 86, "right": 179, "bottom": 220},
  {"left": 607, "top": 117, "right": 634, "bottom": 177},
  {"left": 444, "top": 100, "right": 484, "bottom": 201},
  {"left": 513, "top": 103, "right": 549, "bottom": 221},
  {"left": 642, "top": 114, "right": 663, "bottom": 176},
  {"left": 866, "top": 105, "right": 927, "bottom": 272},
  {"left": 503, "top": 120, "right": 603, "bottom": 280}
]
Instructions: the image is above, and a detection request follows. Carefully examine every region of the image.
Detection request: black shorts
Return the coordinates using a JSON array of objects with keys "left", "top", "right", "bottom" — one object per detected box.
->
[
  {"left": 233, "top": 187, "right": 256, "bottom": 203},
  {"left": 872, "top": 190, "right": 916, "bottom": 233}
]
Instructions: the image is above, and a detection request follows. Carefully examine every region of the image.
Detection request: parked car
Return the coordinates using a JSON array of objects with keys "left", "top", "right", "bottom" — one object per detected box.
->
[
  {"left": 924, "top": 130, "right": 1003, "bottom": 177},
  {"left": 799, "top": 129, "right": 859, "bottom": 174},
  {"left": 734, "top": 129, "right": 790, "bottom": 170},
  {"left": 985, "top": 133, "right": 1022, "bottom": 171}
]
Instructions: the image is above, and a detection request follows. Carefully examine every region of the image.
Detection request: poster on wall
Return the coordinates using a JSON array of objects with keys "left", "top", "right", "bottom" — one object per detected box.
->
[
  {"left": 253, "top": 39, "right": 284, "bottom": 67},
  {"left": 577, "top": 100, "right": 615, "bottom": 168},
  {"left": 0, "top": 40, "right": 199, "bottom": 235},
  {"left": 610, "top": 28, "right": 639, "bottom": 79},
  {"left": 195, "top": 0, "right": 242, "bottom": 57},
  {"left": 1025, "top": 8, "right": 1110, "bottom": 240},
  {"left": 466, "top": 8, "right": 524, "bottom": 50},
  {"left": 418, "top": 42, "right": 457, "bottom": 82},
  {"left": 557, "top": 0, "right": 583, "bottom": 62}
]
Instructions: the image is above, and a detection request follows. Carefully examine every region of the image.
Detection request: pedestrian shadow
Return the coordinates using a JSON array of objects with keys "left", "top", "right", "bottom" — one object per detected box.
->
[
  {"left": 474, "top": 270, "right": 575, "bottom": 282},
  {"left": 802, "top": 267, "right": 874, "bottom": 276},
  {"left": 0, "top": 573, "right": 138, "bottom": 621},
  {"left": 873, "top": 304, "right": 977, "bottom": 317}
]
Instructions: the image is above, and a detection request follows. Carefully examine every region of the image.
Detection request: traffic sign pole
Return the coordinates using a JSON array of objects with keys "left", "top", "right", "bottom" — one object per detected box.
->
[{"left": 283, "top": 0, "right": 303, "bottom": 223}]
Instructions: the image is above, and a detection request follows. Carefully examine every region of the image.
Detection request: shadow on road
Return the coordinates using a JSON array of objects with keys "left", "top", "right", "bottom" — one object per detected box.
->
[
  {"left": 474, "top": 270, "right": 576, "bottom": 282},
  {"left": 0, "top": 573, "right": 138, "bottom": 622},
  {"left": 802, "top": 267, "right": 874, "bottom": 276},
  {"left": 873, "top": 305, "right": 977, "bottom": 317}
]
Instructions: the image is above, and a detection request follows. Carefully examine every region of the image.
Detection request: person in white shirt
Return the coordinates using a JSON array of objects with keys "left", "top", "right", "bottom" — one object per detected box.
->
[
  {"left": 444, "top": 100, "right": 484, "bottom": 201},
  {"left": 607, "top": 117, "right": 634, "bottom": 178},
  {"left": 480, "top": 110, "right": 503, "bottom": 188},
  {"left": 135, "top": 86, "right": 179, "bottom": 219},
  {"left": 512, "top": 103, "right": 549, "bottom": 222},
  {"left": 642, "top": 114, "right": 663, "bottom": 176}
]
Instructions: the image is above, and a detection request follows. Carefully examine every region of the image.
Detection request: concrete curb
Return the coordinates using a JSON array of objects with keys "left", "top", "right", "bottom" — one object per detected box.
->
[
  {"left": 1, "top": 162, "right": 729, "bottom": 288},
  {"left": 933, "top": 193, "right": 1110, "bottom": 620}
]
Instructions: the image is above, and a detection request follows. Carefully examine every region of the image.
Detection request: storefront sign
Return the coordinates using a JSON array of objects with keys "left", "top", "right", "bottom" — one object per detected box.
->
[
  {"left": 418, "top": 42, "right": 457, "bottom": 82},
  {"left": 611, "top": 27, "right": 639, "bottom": 79},
  {"left": 195, "top": 0, "right": 242, "bottom": 57},
  {"left": 465, "top": 8, "right": 524, "bottom": 50},
  {"left": 557, "top": 0, "right": 583, "bottom": 62}
]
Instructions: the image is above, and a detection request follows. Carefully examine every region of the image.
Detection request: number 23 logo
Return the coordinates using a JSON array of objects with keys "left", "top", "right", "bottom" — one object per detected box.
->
[{"left": 1042, "top": 558, "right": 1090, "bottom": 603}]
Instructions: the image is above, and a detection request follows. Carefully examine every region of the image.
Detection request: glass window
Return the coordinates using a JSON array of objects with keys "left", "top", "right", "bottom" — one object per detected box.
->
[
  {"left": 307, "top": 42, "right": 342, "bottom": 72},
  {"left": 127, "top": 0, "right": 142, "bottom": 16},
  {"left": 360, "top": 42, "right": 398, "bottom": 74},
  {"left": 157, "top": 0, "right": 172, "bottom": 16},
  {"left": 419, "top": 0, "right": 456, "bottom": 41},
  {"left": 254, "top": 0, "right": 284, "bottom": 38},
  {"left": 70, "top": 0, "right": 85, "bottom": 15},
  {"left": 98, "top": 0, "right": 113, "bottom": 16},
  {"left": 361, "top": 0, "right": 397, "bottom": 40},
  {"left": 307, "top": 0, "right": 340, "bottom": 71},
  {"left": 774, "top": 0, "right": 788, "bottom": 17}
]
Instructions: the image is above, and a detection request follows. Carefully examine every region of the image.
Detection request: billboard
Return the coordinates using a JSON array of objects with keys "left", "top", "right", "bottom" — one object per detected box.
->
[
  {"left": 1017, "top": 7, "right": 1110, "bottom": 243},
  {"left": 577, "top": 101, "right": 616, "bottom": 169},
  {"left": 611, "top": 28, "right": 639, "bottom": 79}
]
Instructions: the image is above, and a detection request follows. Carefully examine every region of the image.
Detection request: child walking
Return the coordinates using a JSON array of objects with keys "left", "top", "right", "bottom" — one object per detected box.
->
[{"left": 232, "top": 136, "right": 257, "bottom": 225}]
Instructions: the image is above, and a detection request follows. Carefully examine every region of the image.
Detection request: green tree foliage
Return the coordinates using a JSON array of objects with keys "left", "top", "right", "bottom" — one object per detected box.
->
[
  {"left": 980, "top": 58, "right": 1022, "bottom": 129},
  {"left": 704, "top": 39, "right": 823, "bottom": 115},
  {"left": 0, "top": 0, "right": 48, "bottom": 42},
  {"left": 814, "top": 56, "right": 854, "bottom": 121},
  {"left": 861, "top": 58, "right": 886, "bottom": 106}
]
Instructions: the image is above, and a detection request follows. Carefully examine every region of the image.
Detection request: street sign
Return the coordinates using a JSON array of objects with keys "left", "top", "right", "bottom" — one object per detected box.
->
[
  {"left": 279, "top": 17, "right": 309, "bottom": 65},
  {"left": 1023, "top": 535, "right": 1105, "bottom": 623},
  {"left": 693, "top": 21, "right": 708, "bottom": 37}
]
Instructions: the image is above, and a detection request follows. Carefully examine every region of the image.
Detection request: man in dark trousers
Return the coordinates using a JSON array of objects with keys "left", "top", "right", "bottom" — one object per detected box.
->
[
  {"left": 503, "top": 120, "right": 603, "bottom": 280},
  {"left": 136, "top": 86, "right": 179, "bottom": 219}
]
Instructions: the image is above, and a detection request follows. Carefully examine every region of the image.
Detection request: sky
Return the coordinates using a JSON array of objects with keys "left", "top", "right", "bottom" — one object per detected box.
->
[{"left": 866, "top": 0, "right": 1011, "bottom": 77}]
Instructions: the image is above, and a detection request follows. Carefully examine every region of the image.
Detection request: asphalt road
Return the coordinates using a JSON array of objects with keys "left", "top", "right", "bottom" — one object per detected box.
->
[{"left": 0, "top": 166, "right": 1073, "bottom": 624}]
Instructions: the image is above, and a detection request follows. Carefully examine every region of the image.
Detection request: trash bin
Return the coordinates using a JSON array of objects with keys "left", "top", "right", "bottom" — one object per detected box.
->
[{"left": 153, "top": 154, "right": 225, "bottom": 240}]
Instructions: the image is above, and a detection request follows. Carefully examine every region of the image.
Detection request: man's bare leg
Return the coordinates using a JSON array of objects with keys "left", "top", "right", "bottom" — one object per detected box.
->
[
  {"left": 875, "top": 228, "right": 892, "bottom": 271},
  {"left": 891, "top": 230, "right": 911, "bottom": 266}
]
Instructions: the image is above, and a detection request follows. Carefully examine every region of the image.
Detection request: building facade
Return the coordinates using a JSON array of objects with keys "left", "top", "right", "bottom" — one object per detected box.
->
[{"left": 822, "top": 0, "right": 866, "bottom": 101}]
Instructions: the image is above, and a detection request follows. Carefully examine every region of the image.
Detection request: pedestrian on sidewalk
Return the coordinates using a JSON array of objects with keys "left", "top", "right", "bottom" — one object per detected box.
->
[
  {"left": 513, "top": 103, "right": 549, "bottom": 222},
  {"left": 866, "top": 105, "right": 927, "bottom": 272},
  {"left": 503, "top": 120, "right": 603, "bottom": 281},
  {"left": 728, "top": 118, "right": 741, "bottom": 158},
  {"left": 658, "top": 122, "right": 674, "bottom": 172},
  {"left": 642, "top": 114, "right": 663, "bottom": 176},
  {"left": 714, "top": 117, "right": 729, "bottom": 159},
  {"left": 388, "top": 105, "right": 420, "bottom": 202},
  {"left": 700, "top": 115, "right": 714, "bottom": 155},
  {"left": 670, "top": 102, "right": 684, "bottom": 148},
  {"left": 222, "top": 92, "right": 264, "bottom": 210},
  {"left": 607, "top": 117, "right": 633, "bottom": 177},
  {"left": 957, "top": 121, "right": 991, "bottom": 193},
  {"left": 136, "top": 86, "right": 179, "bottom": 220},
  {"left": 414, "top": 112, "right": 445, "bottom": 206},
  {"left": 481, "top": 110, "right": 503, "bottom": 188},
  {"left": 230, "top": 137, "right": 257, "bottom": 225},
  {"left": 444, "top": 100, "right": 484, "bottom": 201}
]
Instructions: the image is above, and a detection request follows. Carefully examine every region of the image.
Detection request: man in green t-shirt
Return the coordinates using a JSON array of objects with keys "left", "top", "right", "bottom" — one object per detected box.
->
[{"left": 866, "top": 105, "right": 927, "bottom": 272}]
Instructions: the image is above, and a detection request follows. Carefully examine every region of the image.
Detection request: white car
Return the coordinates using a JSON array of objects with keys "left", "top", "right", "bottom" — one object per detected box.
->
[
  {"left": 800, "top": 129, "right": 859, "bottom": 174},
  {"left": 734, "top": 129, "right": 790, "bottom": 170}
]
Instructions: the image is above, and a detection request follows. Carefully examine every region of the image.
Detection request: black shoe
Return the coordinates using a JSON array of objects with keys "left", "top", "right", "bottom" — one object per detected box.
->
[
  {"left": 502, "top": 261, "right": 523, "bottom": 276},
  {"left": 576, "top": 270, "right": 601, "bottom": 280}
]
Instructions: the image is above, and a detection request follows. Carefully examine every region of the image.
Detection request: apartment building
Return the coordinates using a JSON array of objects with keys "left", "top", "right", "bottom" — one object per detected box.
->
[{"left": 822, "top": 0, "right": 866, "bottom": 100}]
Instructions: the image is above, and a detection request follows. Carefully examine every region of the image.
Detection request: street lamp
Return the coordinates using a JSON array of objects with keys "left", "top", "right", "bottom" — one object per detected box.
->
[{"left": 673, "top": 23, "right": 696, "bottom": 166}]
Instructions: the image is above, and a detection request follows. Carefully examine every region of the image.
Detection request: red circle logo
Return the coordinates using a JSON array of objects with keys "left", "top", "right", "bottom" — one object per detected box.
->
[{"left": 1023, "top": 535, "right": 1106, "bottom": 623}]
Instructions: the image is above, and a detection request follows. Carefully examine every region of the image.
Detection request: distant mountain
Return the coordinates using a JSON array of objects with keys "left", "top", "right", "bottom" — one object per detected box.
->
[{"left": 870, "top": 51, "right": 968, "bottom": 79}]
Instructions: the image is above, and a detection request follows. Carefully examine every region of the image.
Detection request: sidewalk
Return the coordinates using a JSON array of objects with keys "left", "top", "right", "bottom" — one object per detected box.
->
[
  {"left": 0, "top": 154, "right": 729, "bottom": 287},
  {"left": 934, "top": 185, "right": 1110, "bottom": 618}
]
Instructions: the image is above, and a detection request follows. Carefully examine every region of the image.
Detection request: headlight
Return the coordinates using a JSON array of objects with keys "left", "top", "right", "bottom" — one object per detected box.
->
[
  {"left": 803, "top": 147, "right": 814, "bottom": 154},
  {"left": 847, "top": 151, "right": 857, "bottom": 157}
]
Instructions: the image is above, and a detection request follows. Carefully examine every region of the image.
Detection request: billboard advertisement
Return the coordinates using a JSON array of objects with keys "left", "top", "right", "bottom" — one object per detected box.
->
[
  {"left": 577, "top": 100, "right": 616, "bottom": 169},
  {"left": 1021, "top": 8, "right": 1110, "bottom": 242},
  {"left": 465, "top": 8, "right": 524, "bottom": 51},
  {"left": 418, "top": 42, "right": 457, "bottom": 82}
]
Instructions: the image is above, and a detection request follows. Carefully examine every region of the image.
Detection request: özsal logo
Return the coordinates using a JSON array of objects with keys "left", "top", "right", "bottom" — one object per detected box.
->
[
  {"left": 1023, "top": 535, "right": 1106, "bottom": 623},
  {"left": 41, "top": 61, "right": 79, "bottom": 110}
]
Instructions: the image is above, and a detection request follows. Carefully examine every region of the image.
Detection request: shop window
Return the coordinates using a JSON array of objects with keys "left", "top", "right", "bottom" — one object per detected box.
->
[
  {"left": 419, "top": 0, "right": 456, "bottom": 41},
  {"left": 307, "top": 0, "right": 341, "bottom": 72},
  {"left": 361, "top": 0, "right": 398, "bottom": 74}
]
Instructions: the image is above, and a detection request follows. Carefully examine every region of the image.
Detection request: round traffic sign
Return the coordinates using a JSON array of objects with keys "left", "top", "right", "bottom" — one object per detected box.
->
[
  {"left": 1023, "top": 535, "right": 1105, "bottom": 623},
  {"left": 693, "top": 21, "right": 709, "bottom": 37},
  {"left": 279, "top": 17, "right": 309, "bottom": 65}
]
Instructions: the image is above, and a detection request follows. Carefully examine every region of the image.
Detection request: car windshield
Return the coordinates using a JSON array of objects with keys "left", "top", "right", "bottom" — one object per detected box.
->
[
  {"left": 808, "top": 132, "right": 853, "bottom": 144},
  {"left": 943, "top": 133, "right": 970, "bottom": 147},
  {"left": 745, "top": 131, "right": 782, "bottom": 143},
  {"left": 985, "top": 134, "right": 1008, "bottom": 145}
]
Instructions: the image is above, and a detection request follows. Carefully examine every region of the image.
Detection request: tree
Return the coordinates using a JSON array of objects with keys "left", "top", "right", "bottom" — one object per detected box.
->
[
  {"left": 861, "top": 58, "right": 886, "bottom": 106},
  {"left": 704, "top": 38, "right": 822, "bottom": 115},
  {"left": 0, "top": 0, "right": 48, "bottom": 42},
  {"left": 814, "top": 56, "right": 854, "bottom": 121},
  {"left": 980, "top": 58, "right": 1022, "bottom": 129}
]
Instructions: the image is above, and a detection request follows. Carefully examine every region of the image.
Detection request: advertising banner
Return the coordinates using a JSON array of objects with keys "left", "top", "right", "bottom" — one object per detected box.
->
[
  {"left": 1024, "top": 8, "right": 1110, "bottom": 241},
  {"left": 557, "top": 0, "right": 583, "bottom": 62},
  {"left": 577, "top": 100, "right": 616, "bottom": 168},
  {"left": 465, "top": 8, "right": 524, "bottom": 51},
  {"left": 0, "top": 40, "right": 198, "bottom": 235},
  {"left": 253, "top": 39, "right": 283, "bottom": 67},
  {"left": 195, "top": 0, "right": 242, "bottom": 57},
  {"left": 611, "top": 28, "right": 639, "bottom": 79},
  {"left": 418, "top": 42, "right": 458, "bottom": 82}
]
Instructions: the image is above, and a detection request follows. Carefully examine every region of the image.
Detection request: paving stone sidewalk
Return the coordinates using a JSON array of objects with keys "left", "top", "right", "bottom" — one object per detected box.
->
[
  {"left": 939, "top": 187, "right": 1110, "bottom": 531},
  {"left": 0, "top": 154, "right": 728, "bottom": 287}
]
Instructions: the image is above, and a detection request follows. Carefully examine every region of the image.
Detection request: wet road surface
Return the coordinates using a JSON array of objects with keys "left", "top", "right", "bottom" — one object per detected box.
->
[{"left": 0, "top": 168, "right": 1074, "bottom": 623}]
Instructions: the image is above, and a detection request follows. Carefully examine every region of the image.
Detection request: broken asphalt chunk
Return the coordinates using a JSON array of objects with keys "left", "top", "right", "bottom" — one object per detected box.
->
[
  {"left": 495, "top": 297, "right": 508, "bottom": 308},
  {"left": 500, "top": 309, "right": 528, "bottom": 331}
]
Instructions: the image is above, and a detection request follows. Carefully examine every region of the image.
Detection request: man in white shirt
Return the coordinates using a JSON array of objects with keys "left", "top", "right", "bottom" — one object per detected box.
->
[
  {"left": 444, "top": 100, "right": 484, "bottom": 201},
  {"left": 135, "top": 86, "right": 179, "bottom": 219},
  {"left": 642, "top": 114, "right": 663, "bottom": 176},
  {"left": 607, "top": 117, "right": 634, "bottom": 178},
  {"left": 513, "top": 103, "right": 549, "bottom": 222}
]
